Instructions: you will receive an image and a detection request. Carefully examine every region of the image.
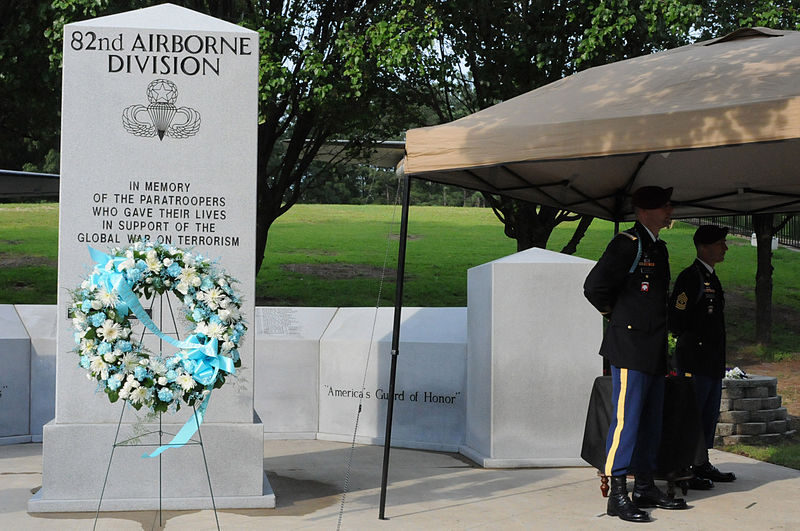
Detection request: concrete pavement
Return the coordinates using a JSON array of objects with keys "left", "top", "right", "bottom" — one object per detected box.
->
[{"left": 2, "top": 440, "right": 799, "bottom": 529}]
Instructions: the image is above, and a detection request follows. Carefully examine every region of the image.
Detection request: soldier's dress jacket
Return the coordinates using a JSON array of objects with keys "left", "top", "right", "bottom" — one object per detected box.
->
[
  {"left": 583, "top": 222, "right": 670, "bottom": 375},
  {"left": 668, "top": 260, "right": 726, "bottom": 378}
]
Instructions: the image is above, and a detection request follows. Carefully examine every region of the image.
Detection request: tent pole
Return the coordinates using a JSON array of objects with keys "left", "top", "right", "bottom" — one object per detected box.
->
[{"left": 379, "top": 173, "right": 412, "bottom": 520}]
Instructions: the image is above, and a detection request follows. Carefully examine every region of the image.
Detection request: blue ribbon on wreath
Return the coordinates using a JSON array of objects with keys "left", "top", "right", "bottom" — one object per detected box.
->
[{"left": 87, "top": 247, "right": 235, "bottom": 458}]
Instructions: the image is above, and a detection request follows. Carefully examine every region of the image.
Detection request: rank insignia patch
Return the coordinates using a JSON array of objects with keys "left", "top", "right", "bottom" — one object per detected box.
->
[{"left": 676, "top": 292, "right": 688, "bottom": 310}]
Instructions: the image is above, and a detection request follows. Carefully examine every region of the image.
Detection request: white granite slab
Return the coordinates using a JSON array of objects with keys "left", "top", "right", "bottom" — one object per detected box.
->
[
  {"left": 318, "top": 307, "right": 467, "bottom": 451},
  {"left": 255, "top": 307, "right": 338, "bottom": 437},
  {"left": 0, "top": 305, "right": 31, "bottom": 442},
  {"left": 15, "top": 305, "right": 57, "bottom": 442},
  {"left": 464, "top": 247, "right": 602, "bottom": 467}
]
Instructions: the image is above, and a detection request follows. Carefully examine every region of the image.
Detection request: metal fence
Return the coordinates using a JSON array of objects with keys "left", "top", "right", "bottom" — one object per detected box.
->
[
  {"left": 683, "top": 214, "right": 800, "bottom": 249},
  {"left": 0, "top": 169, "right": 59, "bottom": 200}
]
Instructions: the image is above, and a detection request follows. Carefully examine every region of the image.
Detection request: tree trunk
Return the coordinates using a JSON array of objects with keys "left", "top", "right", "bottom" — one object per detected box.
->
[
  {"left": 561, "top": 215, "right": 594, "bottom": 255},
  {"left": 753, "top": 213, "right": 774, "bottom": 344}
]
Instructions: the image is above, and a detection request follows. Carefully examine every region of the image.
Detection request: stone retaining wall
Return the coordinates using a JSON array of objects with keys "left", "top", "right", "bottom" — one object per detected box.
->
[{"left": 716, "top": 375, "right": 797, "bottom": 445}]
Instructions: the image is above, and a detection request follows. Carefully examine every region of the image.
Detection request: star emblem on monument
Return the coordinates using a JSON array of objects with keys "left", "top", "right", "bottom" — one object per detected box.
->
[{"left": 122, "top": 79, "right": 201, "bottom": 140}]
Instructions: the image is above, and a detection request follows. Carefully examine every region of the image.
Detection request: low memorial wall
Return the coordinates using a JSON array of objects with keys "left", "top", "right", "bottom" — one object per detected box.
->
[{"left": 2, "top": 247, "right": 607, "bottom": 467}]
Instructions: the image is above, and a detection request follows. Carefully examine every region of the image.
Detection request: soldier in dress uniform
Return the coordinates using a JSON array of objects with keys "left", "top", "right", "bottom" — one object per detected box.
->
[
  {"left": 669, "top": 225, "right": 737, "bottom": 488},
  {"left": 584, "top": 186, "right": 688, "bottom": 523}
]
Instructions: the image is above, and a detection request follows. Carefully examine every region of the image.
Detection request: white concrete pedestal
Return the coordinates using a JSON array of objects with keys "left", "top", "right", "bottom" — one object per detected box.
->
[{"left": 463, "top": 247, "right": 602, "bottom": 467}]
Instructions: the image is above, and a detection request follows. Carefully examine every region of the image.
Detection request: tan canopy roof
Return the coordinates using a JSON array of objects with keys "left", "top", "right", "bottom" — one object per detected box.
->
[{"left": 401, "top": 28, "right": 800, "bottom": 220}]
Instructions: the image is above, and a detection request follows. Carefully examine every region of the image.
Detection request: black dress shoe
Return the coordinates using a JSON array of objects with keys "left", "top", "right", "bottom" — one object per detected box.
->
[
  {"left": 687, "top": 476, "right": 714, "bottom": 490},
  {"left": 694, "top": 462, "right": 736, "bottom": 482},
  {"left": 608, "top": 476, "right": 650, "bottom": 522},
  {"left": 633, "top": 484, "right": 689, "bottom": 510}
]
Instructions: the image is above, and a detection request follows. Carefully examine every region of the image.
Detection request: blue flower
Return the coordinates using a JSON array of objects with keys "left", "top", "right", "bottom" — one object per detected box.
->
[
  {"left": 209, "top": 314, "right": 222, "bottom": 325},
  {"left": 126, "top": 268, "right": 142, "bottom": 283},
  {"left": 200, "top": 277, "right": 214, "bottom": 290},
  {"left": 116, "top": 340, "right": 132, "bottom": 352},
  {"left": 107, "top": 375, "right": 123, "bottom": 391},
  {"left": 166, "top": 369, "right": 177, "bottom": 382},
  {"left": 182, "top": 359, "right": 196, "bottom": 374},
  {"left": 134, "top": 366, "right": 150, "bottom": 380},
  {"left": 136, "top": 259, "right": 147, "bottom": 270},
  {"left": 166, "top": 356, "right": 180, "bottom": 369},
  {"left": 158, "top": 388, "right": 174, "bottom": 402},
  {"left": 192, "top": 307, "right": 209, "bottom": 322},
  {"left": 79, "top": 355, "right": 91, "bottom": 369},
  {"left": 97, "top": 342, "right": 112, "bottom": 355},
  {"left": 89, "top": 312, "right": 106, "bottom": 327},
  {"left": 81, "top": 300, "right": 93, "bottom": 312},
  {"left": 230, "top": 350, "right": 240, "bottom": 363},
  {"left": 166, "top": 262, "right": 182, "bottom": 277}
]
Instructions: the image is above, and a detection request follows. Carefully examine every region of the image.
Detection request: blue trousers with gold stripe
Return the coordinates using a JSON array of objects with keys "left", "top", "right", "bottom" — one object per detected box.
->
[{"left": 604, "top": 365, "right": 665, "bottom": 477}]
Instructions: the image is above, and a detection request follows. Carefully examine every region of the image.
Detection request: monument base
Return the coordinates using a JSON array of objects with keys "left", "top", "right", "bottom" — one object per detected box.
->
[
  {"left": 28, "top": 418, "right": 275, "bottom": 513},
  {"left": 28, "top": 473, "right": 274, "bottom": 511},
  {"left": 459, "top": 444, "right": 588, "bottom": 468}
]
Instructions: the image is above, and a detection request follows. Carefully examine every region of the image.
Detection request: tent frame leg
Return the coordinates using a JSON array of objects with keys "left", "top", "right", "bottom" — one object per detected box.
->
[{"left": 378, "top": 173, "right": 412, "bottom": 520}]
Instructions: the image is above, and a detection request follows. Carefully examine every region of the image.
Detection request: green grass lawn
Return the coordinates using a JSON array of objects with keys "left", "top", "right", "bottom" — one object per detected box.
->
[{"left": 2, "top": 202, "right": 799, "bottom": 358}]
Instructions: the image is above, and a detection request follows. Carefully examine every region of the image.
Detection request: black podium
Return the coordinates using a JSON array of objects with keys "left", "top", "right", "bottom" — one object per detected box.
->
[{"left": 581, "top": 375, "right": 707, "bottom": 496}]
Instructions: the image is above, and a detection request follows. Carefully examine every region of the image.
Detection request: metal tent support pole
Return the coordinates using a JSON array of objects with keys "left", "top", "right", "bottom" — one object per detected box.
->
[{"left": 378, "top": 173, "right": 411, "bottom": 520}]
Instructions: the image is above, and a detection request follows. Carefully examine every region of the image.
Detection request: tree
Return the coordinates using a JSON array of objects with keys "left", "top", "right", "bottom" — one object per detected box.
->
[
  {"left": 0, "top": 1, "right": 61, "bottom": 172},
  {"left": 404, "top": 0, "right": 702, "bottom": 252}
]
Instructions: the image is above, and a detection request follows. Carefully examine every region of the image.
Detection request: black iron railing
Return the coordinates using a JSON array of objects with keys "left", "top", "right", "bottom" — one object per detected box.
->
[{"left": 683, "top": 214, "right": 799, "bottom": 249}]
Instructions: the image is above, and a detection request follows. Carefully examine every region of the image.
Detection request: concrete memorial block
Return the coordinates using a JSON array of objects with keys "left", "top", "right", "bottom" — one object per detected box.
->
[
  {"left": 319, "top": 307, "right": 467, "bottom": 451},
  {"left": 255, "top": 307, "right": 338, "bottom": 438},
  {"left": 464, "top": 247, "right": 602, "bottom": 467},
  {"left": 30, "top": 4, "right": 272, "bottom": 511},
  {"left": 0, "top": 305, "right": 31, "bottom": 444},
  {"left": 15, "top": 305, "right": 57, "bottom": 442}
]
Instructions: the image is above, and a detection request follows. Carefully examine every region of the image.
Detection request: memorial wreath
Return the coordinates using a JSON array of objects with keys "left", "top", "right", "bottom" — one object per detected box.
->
[{"left": 70, "top": 241, "right": 245, "bottom": 417}]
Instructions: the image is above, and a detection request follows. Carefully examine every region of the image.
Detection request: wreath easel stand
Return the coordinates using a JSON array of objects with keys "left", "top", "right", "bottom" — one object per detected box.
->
[{"left": 92, "top": 292, "right": 220, "bottom": 531}]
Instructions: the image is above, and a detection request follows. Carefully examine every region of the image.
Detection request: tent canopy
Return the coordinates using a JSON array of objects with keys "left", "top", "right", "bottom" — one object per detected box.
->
[{"left": 401, "top": 27, "right": 800, "bottom": 221}]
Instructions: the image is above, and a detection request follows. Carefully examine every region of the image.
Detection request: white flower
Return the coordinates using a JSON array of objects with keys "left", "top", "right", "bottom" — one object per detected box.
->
[
  {"left": 81, "top": 280, "right": 90, "bottom": 289},
  {"left": 97, "top": 320, "right": 122, "bottom": 342},
  {"left": 96, "top": 287, "right": 120, "bottom": 308},
  {"left": 126, "top": 374, "right": 135, "bottom": 383},
  {"left": 121, "top": 353, "right": 138, "bottom": 370},
  {"left": 191, "top": 276, "right": 202, "bottom": 287},
  {"left": 179, "top": 266, "right": 199, "bottom": 285},
  {"left": 118, "top": 389, "right": 130, "bottom": 399},
  {"left": 198, "top": 287, "right": 226, "bottom": 310},
  {"left": 91, "top": 300, "right": 103, "bottom": 310},
  {"left": 176, "top": 373, "right": 196, "bottom": 392},
  {"left": 89, "top": 356, "right": 108, "bottom": 375},
  {"left": 176, "top": 281, "right": 190, "bottom": 295},
  {"left": 204, "top": 321, "right": 226, "bottom": 339},
  {"left": 129, "top": 386, "right": 150, "bottom": 405},
  {"left": 163, "top": 257, "right": 173, "bottom": 267},
  {"left": 158, "top": 376, "right": 168, "bottom": 386},
  {"left": 149, "top": 360, "right": 167, "bottom": 376},
  {"left": 217, "top": 278, "right": 228, "bottom": 287},
  {"left": 72, "top": 311, "right": 87, "bottom": 330},
  {"left": 80, "top": 339, "right": 96, "bottom": 355},
  {"left": 145, "top": 255, "right": 162, "bottom": 272},
  {"left": 217, "top": 308, "right": 232, "bottom": 322},
  {"left": 221, "top": 340, "right": 235, "bottom": 353},
  {"left": 118, "top": 256, "right": 135, "bottom": 270},
  {"left": 139, "top": 358, "right": 149, "bottom": 365},
  {"left": 125, "top": 249, "right": 134, "bottom": 259},
  {"left": 103, "top": 351, "right": 117, "bottom": 363}
]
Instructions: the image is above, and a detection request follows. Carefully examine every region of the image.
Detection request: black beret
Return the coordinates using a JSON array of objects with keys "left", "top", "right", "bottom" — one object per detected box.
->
[
  {"left": 694, "top": 225, "right": 729, "bottom": 245},
  {"left": 632, "top": 186, "right": 673, "bottom": 209}
]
